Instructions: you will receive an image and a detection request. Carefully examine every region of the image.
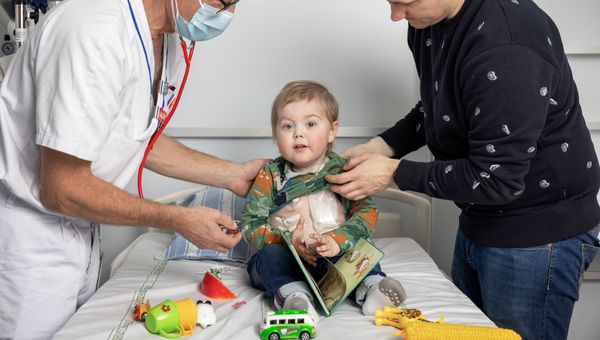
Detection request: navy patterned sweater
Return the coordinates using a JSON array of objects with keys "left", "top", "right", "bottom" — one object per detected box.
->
[{"left": 380, "top": 0, "right": 600, "bottom": 247}]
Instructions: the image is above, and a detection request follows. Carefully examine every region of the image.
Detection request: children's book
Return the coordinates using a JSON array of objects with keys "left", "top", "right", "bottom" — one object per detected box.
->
[{"left": 282, "top": 233, "right": 384, "bottom": 316}]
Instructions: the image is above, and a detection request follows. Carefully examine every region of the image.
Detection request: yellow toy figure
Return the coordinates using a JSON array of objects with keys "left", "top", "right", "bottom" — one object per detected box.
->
[
  {"left": 134, "top": 300, "right": 152, "bottom": 321},
  {"left": 375, "top": 306, "right": 522, "bottom": 340}
]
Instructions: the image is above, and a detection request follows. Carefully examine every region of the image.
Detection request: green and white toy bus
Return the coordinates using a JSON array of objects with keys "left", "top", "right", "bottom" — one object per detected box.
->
[{"left": 260, "top": 309, "right": 316, "bottom": 340}]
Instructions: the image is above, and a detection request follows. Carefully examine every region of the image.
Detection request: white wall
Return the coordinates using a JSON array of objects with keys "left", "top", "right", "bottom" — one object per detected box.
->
[
  {"left": 171, "top": 0, "right": 417, "bottom": 130},
  {"left": 102, "top": 0, "right": 600, "bottom": 339}
]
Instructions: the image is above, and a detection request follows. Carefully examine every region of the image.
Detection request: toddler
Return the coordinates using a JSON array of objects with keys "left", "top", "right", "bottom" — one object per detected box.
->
[{"left": 240, "top": 80, "right": 406, "bottom": 318}]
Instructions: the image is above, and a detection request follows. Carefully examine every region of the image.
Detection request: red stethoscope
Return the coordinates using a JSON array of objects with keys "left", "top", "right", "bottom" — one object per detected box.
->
[
  {"left": 137, "top": 38, "right": 195, "bottom": 199},
  {"left": 127, "top": 0, "right": 195, "bottom": 198}
]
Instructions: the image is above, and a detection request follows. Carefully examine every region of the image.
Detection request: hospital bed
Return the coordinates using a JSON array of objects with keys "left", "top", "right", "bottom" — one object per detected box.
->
[{"left": 55, "top": 186, "right": 495, "bottom": 339}]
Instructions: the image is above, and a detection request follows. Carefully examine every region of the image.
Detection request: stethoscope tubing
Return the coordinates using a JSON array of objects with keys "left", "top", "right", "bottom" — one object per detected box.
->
[
  {"left": 137, "top": 39, "right": 195, "bottom": 199},
  {"left": 126, "top": 0, "right": 195, "bottom": 199}
]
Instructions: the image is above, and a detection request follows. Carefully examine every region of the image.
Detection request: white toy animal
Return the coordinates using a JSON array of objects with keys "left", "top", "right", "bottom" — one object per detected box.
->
[{"left": 196, "top": 300, "right": 216, "bottom": 329}]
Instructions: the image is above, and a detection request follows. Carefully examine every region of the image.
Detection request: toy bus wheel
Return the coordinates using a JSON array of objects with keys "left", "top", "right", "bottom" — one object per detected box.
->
[
  {"left": 299, "top": 331, "right": 310, "bottom": 340},
  {"left": 268, "top": 332, "right": 280, "bottom": 340}
]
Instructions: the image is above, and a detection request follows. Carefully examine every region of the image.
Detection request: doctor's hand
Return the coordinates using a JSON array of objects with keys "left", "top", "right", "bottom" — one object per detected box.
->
[
  {"left": 291, "top": 217, "right": 317, "bottom": 267},
  {"left": 174, "top": 206, "right": 242, "bottom": 253},
  {"left": 326, "top": 154, "right": 400, "bottom": 201},
  {"left": 228, "top": 159, "right": 269, "bottom": 197}
]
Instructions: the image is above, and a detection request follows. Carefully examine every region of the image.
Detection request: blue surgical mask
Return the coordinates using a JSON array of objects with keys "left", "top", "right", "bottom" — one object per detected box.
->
[{"left": 173, "top": 0, "right": 234, "bottom": 41}]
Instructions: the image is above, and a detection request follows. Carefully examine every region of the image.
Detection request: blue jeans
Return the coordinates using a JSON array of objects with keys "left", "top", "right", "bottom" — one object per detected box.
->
[
  {"left": 247, "top": 243, "right": 385, "bottom": 301},
  {"left": 451, "top": 223, "right": 600, "bottom": 340}
]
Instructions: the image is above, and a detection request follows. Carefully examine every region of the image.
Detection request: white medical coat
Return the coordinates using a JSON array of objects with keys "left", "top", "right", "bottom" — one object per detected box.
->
[
  {"left": 0, "top": 0, "right": 186, "bottom": 211},
  {"left": 0, "top": 0, "right": 188, "bottom": 337}
]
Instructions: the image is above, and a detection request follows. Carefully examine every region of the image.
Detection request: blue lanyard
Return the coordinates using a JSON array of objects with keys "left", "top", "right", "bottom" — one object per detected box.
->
[{"left": 126, "top": 0, "right": 153, "bottom": 96}]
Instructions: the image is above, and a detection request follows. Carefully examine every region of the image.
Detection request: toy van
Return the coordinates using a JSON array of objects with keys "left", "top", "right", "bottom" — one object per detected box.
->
[{"left": 260, "top": 309, "right": 316, "bottom": 340}]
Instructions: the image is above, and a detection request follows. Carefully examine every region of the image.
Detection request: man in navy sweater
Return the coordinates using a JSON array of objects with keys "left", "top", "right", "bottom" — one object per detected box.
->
[{"left": 327, "top": 0, "right": 600, "bottom": 339}]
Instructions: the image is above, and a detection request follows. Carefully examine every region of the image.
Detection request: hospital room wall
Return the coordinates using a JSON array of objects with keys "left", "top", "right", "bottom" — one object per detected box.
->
[{"left": 101, "top": 0, "right": 599, "bottom": 338}]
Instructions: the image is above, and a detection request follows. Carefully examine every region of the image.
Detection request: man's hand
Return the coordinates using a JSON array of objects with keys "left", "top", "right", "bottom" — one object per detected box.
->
[
  {"left": 308, "top": 233, "right": 341, "bottom": 258},
  {"left": 228, "top": 159, "right": 269, "bottom": 197},
  {"left": 39, "top": 147, "right": 244, "bottom": 249},
  {"left": 340, "top": 136, "right": 395, "bottom": 159},
  {"left": 326, "top": 154, "right": 400, "bottom": 200},
  {"left": 174, "top": 206, "right": 242, "bottom": 253},
  {"left": 290, "top": 217, "right": 317, "bottom": 266}
]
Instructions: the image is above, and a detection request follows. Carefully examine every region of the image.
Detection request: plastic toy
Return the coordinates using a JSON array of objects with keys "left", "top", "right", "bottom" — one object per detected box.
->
[
  {"left": 196, "top": 300, "right": 216, "bottom": 329},
  {"left": 200, "top": 271, "right": 237, "bottom": 300},
  {"left": 134, "top": 300, "right": 151, "bottom": 321},
  {"left": 375, "top": 306, "right": 521, "bottom": 340},
  {"left": 375, "top": 306, "right": 426, "bottom": 325},
  {"left": 260, "top": 309, "right": 316, "bottom": 340},
  {"left": 399, "top": 320, "right": 522, "bottom": 340},
  {"left": 134, "top": 298, "right": 198, "bottom": 339}
]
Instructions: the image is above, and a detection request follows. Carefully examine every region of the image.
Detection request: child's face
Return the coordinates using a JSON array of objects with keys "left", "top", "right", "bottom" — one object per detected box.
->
[{"left": 275, "top": 99, "right": 338, "bottom": 171}]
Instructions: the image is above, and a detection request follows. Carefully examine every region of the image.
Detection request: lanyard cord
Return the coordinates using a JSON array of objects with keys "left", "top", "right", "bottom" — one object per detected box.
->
[
  {"left": 126, "top": 0, "right": 152, "bottom": 94},
  {"left": 137, "top": 39, "right": 195, "bottom": 198}
]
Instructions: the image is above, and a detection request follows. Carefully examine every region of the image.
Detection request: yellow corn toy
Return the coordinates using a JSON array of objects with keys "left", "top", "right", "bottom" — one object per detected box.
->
[
  {"left": 375, "top": 307, "right": 521, "bottom": 340},
  {"left": 401, "top": 321, "right": 522, "bottom": 340}
]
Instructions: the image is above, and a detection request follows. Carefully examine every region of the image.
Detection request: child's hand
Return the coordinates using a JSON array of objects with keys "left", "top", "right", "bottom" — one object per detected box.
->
[
  {"left": 309, "top": 233, "right": 341, "bottom": 258},
  {"left": 291, "top": 216, "right": 318, "bottom": 266}
]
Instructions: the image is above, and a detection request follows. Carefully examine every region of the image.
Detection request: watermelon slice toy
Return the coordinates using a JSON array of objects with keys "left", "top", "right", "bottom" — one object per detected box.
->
[{"left": 200, "top": 271, "right": 237, "bottom": 300}]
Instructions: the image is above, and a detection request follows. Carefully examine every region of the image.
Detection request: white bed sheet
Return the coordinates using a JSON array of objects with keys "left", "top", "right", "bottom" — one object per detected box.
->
[{"left": 55, "top": 232, "right": 494, "bottom": 339}]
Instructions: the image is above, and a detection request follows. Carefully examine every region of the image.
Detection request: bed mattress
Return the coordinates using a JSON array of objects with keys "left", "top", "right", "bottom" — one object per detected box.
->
[{"left": 55, "top": 232, "right": 494, "bottom": 339}]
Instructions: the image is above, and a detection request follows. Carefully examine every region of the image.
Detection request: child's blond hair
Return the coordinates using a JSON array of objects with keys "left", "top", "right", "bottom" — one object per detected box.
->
[{"left": 271, "top": 80, "right": 339, "bottom": 144}]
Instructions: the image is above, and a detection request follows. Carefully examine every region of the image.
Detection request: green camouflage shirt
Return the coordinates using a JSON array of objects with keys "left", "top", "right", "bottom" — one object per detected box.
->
[{"left": 240, "top": 151, "right": 378, "bottom": 253}]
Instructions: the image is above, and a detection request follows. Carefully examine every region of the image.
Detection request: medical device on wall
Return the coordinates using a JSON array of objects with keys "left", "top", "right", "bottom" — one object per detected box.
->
[
  {"left": 0, "top": 0, "right": 61, "bottom": 81},
  {"left": 10, "top": 0, "right": 52, "bottom": 48},
  {"left": 14, "top": 0, "right": 30, "bottom": 48}
]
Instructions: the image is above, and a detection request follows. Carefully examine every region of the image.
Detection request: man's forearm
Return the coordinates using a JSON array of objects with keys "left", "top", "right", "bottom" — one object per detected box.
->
[
  {"left": 40, "top": 147, "right": 182, "bottom": 230},
  {"left": 145, "top": 135, "right": 237, "bottom": 189},
  {"left": 44, "top": 173, "right": 181, "bottom": 229}
]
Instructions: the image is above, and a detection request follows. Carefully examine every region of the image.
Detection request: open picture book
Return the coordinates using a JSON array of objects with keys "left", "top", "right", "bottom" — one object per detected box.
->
[{"left": 282, "top": 233, "right": 384, "bottom": 316}]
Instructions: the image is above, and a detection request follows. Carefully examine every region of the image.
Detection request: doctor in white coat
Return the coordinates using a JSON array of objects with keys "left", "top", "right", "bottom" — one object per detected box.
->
[{"left": 0, "top": 0, "right": 263, "bottom": 338}]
